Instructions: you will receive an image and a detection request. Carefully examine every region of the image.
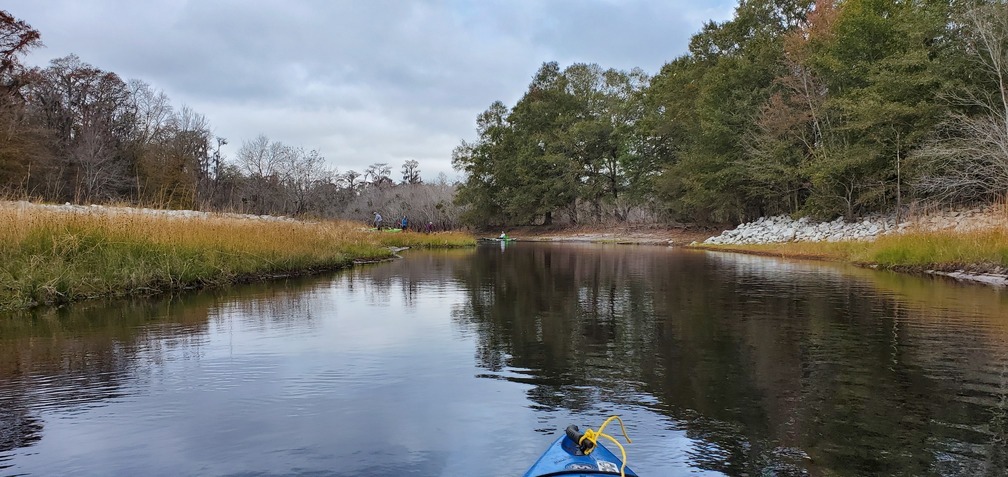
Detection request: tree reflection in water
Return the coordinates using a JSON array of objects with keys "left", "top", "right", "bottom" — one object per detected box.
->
[
  {"left": 0, "top": 279, "right": 324, "bottom": 470},
  {"left": 1, "top": 244, "right": 1005, "bottom": 476},
  {"left": 448, "top": 243, "right": 1008, "bottom": 476}
]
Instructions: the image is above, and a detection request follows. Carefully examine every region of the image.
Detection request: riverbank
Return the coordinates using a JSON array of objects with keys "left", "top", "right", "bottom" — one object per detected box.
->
[
  {"left": 494, "top": 206, "right": 1008, "bottom": 287},
  {"left": 497, "top": 223, "right": 717, "bottom": 246},
  {"left": 692, "top": 205, "right": 1008, "bottom": 286},
  {"left": 692, "top": 232, "right": 1008, "bottom": 284},
  {"left": 0, "top": 201, "right": 474, "bottom": 310}
]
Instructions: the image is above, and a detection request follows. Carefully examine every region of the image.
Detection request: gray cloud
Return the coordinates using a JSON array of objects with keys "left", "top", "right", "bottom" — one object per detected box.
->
[{"left": 10, "top": 0, "right": 734, "bottom": 180}]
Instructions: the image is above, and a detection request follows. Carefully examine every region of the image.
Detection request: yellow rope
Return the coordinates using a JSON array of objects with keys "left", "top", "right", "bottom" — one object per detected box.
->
[{"left": 578, "top": 415, "right": 632, "bottom": 477}]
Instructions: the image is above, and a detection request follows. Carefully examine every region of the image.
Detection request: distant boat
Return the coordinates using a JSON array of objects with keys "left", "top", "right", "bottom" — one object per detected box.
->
[{"left": 477, "top": 236, "right": 515, "bottom": 242}]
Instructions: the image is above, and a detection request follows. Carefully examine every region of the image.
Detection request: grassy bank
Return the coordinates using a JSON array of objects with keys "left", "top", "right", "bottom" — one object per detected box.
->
[
  {"left": 692, "top": 228, "right": 1008, "bottom": 273},
  {"left": 0, "top": 207, "right": 474, "bottom": 310}
]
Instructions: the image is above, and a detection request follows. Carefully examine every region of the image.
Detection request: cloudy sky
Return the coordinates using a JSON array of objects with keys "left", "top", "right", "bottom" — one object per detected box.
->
[{"left": 9, "top": 0, "right": 735, "bottom": 181}]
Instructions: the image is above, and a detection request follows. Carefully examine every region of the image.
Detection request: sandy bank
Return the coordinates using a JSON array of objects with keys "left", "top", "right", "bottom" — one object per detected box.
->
[{"left": 497, "top": 224, "right": 716, "bottom": 246}]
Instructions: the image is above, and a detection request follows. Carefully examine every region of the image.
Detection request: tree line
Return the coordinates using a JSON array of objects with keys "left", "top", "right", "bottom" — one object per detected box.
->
[
  {"left": 0, "top": 10, "right": 462, "bottom": 228},
  {"left": 453, "top": 0, "right": 1008, "bottom": 226}
]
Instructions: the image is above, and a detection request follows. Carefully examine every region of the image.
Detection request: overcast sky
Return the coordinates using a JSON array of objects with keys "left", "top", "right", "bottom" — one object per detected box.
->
[{"left": 9, "top": 0, "right": 735, "bottom": 182}]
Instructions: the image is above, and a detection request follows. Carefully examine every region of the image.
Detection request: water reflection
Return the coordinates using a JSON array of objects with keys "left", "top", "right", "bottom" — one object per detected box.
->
[
  {"left": 0, "top": 244, "right": 1006, "bottom": 476},
  {"left": 0, "top": 281, "right": 331, "bottom": 474},
  {"left": 454, "top": 243, "right": 1008, "bottom": 476}
]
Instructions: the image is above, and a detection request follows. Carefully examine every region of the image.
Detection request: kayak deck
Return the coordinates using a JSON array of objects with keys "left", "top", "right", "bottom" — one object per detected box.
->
[{"left": 522, "top": 432, "right": 638, "bottom": 477}]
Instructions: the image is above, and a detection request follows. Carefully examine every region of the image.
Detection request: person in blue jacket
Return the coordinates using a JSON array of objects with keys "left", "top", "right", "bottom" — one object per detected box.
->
[{"left": 401, "top": 215, "right": 408, "bottom": 231}]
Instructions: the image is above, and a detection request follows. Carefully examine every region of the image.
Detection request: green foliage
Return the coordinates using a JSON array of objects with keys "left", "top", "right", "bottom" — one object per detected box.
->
[
  {"left": 453, "top": 100, "right": 512, "bottom": 226},
  {"left": 799, "top": 0, "right": 951, "bottom": 217},
  {"left": 651, "top": 0, "right": 815, "bottom": 223},
  {"left": 451, "top": 0, "right": 994, "bottom": 226},
  {"left": 453, "top": 61, "right": 653, "bottom": 226}
]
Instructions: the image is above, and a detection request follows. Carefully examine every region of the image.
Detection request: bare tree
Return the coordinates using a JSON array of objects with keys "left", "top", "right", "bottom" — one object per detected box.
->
[
  {"left": 401, "top": 159, "right": 421, "bottom": 184},
  {"left": 340, "top": 179, "right": 462, "bottom": 230},
  {"left": 342, "top": 169, "right": 361, "bottom": 192},
  {"left": 128, "top": 104, "right": 213, "bottom": 208},
  {"left": 211, "top": 136, "right": 226, "bottom": 185},
  {"left": 0, "top": 9, "right": 41, "bottom": 80},
  {"left": 237, "top": 134, "right": 281, "bottom": 179},
  {"left": 127, "top": 79, "right": 172, "bottom": 146},
  {"left": 232, "top": 134, "right": 289, "bottom": 213},
  {"left": 0, "top": 10, "right": 47, "bottom": 197},
  {"left": 73, "top": 121, "right": 125, "bottom": 202},
  {"left": 28, "top": 55, "right": 134, "bottom": 202},
  {"left": 228, "top": 136, "right": 346, "bottom": 216},
  {"left": 914, "top": 3, "right": 1008, "bottom": 204},
  {"left": 169, "top": 105, "right": 213, "bottom": 205},
  {"left": 126, "top": 79, "right": 174, "bottom": 202},
  {"left": 283, "top": 147, "right": 330, "bottom": 215},
  {"left": 915, "top": 114, "right": 1008, "bottom": 203},
  {"left": 364, "top": 162, "right": 393, "bottom": 188}
]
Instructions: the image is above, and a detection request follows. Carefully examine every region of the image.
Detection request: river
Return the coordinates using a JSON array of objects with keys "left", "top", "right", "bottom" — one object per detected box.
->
[{"left": 1, "top": 243, "right": 1006, "bottom": 476}]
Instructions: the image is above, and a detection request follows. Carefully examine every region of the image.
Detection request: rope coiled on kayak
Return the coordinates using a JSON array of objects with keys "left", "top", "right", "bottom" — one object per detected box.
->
[{"left": 579, "top": 415, "right": 632, "bottom": 477}]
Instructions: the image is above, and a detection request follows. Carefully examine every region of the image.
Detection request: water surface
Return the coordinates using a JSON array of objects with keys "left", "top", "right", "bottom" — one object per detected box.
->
[{"left": 1, "top": 243, "right": 1006, "bottom": 476}]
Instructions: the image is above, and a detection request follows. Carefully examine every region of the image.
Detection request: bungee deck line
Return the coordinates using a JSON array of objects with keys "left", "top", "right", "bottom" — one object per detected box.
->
[{"left": 577, "top": 415, "right": 633, "bottom": 477}]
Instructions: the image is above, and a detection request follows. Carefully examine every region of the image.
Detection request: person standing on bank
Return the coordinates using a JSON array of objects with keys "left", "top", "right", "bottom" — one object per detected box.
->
[
  {"left": 374, "top": 211, "right": 383, "bottom": 230},
  {"left": 401, "top": 215, "right": 408, "bottom": 231}
]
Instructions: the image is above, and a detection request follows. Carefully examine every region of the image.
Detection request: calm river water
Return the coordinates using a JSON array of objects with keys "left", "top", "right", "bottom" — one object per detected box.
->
[{"left": 1, "top": 243, "right": 1007, "bottom": 476}]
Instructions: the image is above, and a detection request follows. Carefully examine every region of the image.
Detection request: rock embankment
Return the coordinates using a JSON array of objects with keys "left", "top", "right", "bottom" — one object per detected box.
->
[
  {"left": 704, "top": 215, "right": 893, "bottom": 244},
  {"left": 704, "top": 206, "right": 1005, "bottom": 245}
]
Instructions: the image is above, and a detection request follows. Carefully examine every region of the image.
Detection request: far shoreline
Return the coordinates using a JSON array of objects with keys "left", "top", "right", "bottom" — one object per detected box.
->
[
  {"left": 490, "top": 220, "right": 1008, "bottom": 288},
  {"left": 5, "top": 199, "right": 1004, "bottom": 313}
]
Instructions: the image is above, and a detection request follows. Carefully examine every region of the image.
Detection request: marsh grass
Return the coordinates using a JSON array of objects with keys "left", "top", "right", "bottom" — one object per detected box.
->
[
  {"left": 376, "top": 230, "right": 477, "bottom": 249},
  {"left": 867, "top": 229, "right": 1008, "bottom": 268},
  {"left": 698, "top": 227, "right": 1008, "bottom": 271},
  {"left": 0, "top": 207, "right": 474, "bottom": 310}
]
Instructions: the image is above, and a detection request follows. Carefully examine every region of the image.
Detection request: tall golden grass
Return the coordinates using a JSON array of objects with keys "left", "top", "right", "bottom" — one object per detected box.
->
[
  {"left": 0, "top": 207, "right": 474, "bottom": 310},
  {"left": 697, "top": 200, "right": 1008, "bottom": 270},
  {"left": 697, "top": 227, "right": 1008, "bottom": 270},
  {"left": 867, "top": 228, "right": 1008, "bottom": 268}
]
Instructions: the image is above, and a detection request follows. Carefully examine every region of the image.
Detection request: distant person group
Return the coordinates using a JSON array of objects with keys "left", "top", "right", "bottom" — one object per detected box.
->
[{"left": 372, "top": 211, "right": 436, "bottom": 233}]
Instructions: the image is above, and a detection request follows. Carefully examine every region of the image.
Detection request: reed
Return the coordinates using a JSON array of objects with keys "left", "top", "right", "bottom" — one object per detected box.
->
[
  {"left": 375, "top": 229, "right": 476, "bottom": 249},
  {"left": 866, "top": 229, "right": 1008, "bottom": 268},
  {"left": 697, "top": 228, "right": 1008, "bottom": 270},
  {"left": 0, "top": 207, "right": 474, "bottom": 310}
]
